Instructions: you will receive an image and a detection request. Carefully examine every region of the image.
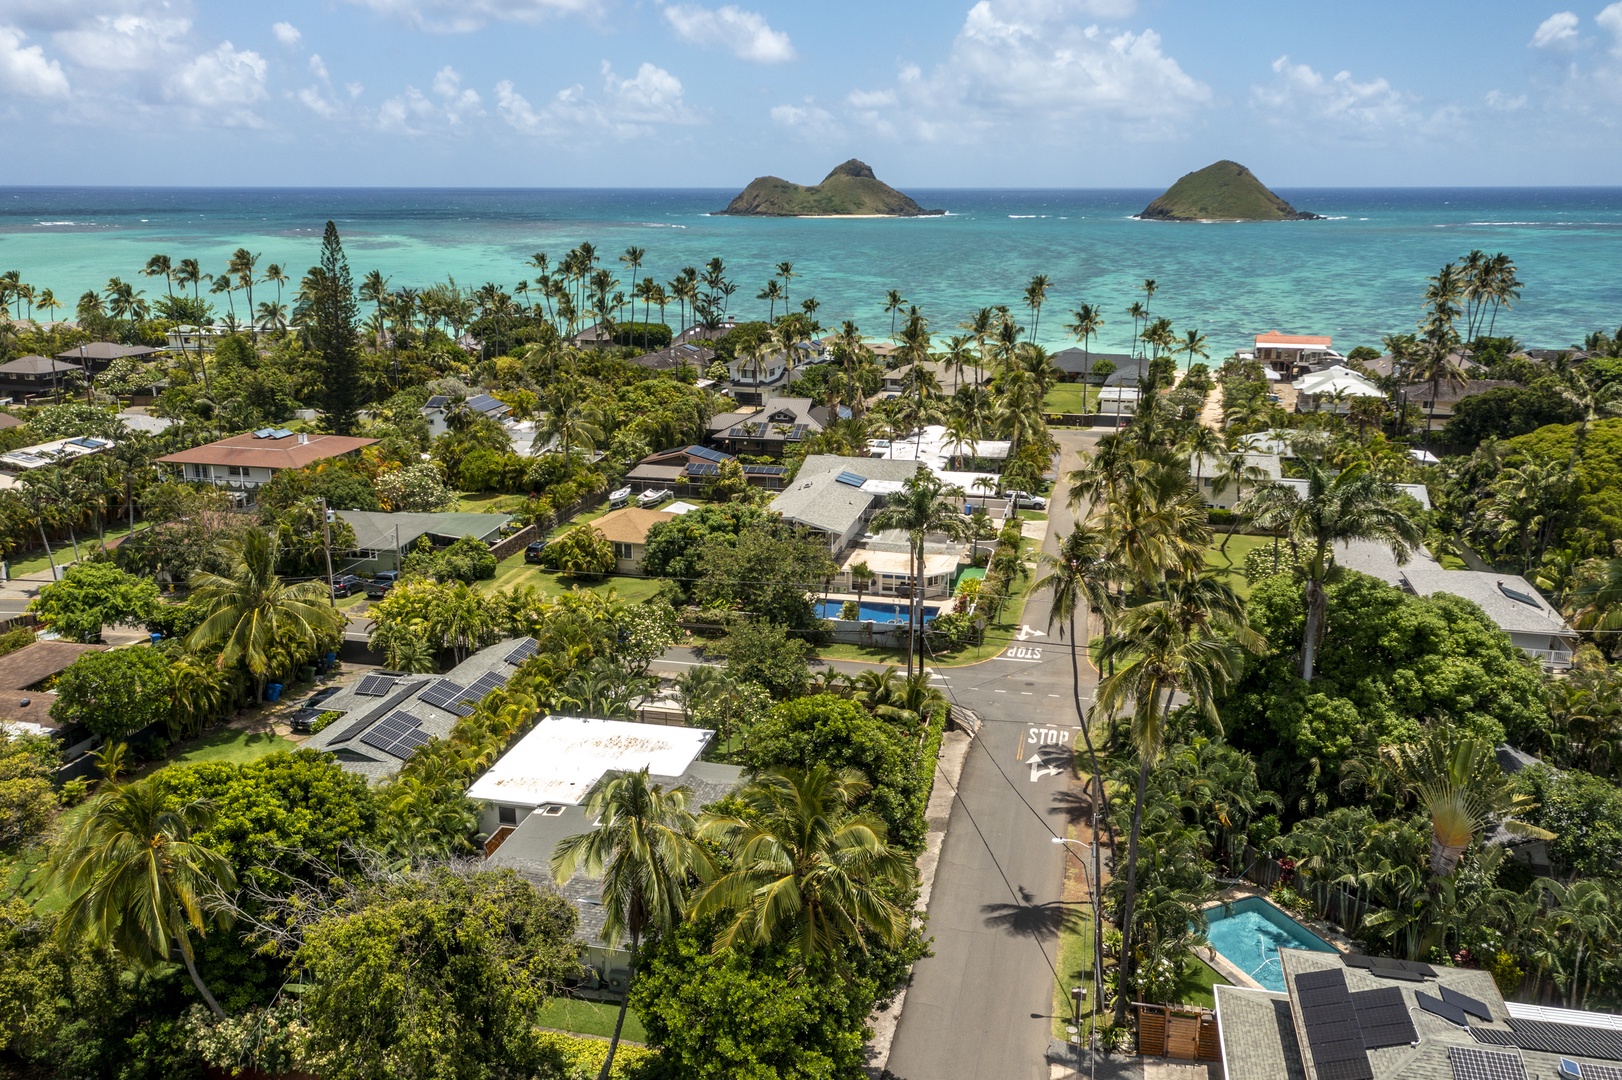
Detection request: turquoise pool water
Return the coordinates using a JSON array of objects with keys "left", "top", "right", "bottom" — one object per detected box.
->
[
  {"left": 815, "top": 600, "right": 941, "bottom": 623},
  {"left": 1202, "top": 896, "right": 1337, "bottom": 992}
]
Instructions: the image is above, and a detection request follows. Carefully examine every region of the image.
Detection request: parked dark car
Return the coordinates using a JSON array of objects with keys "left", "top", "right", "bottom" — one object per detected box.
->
[
  {"left": 364, "top": 571, "right": 400, "bottom": 599},
  {"left": 290, "top": 685, "right": 343, "bottom": 733},
  {"left": 331, "top": 574, "right": 365, "bottom": 599},
  {"left": 524, "top": 540, "right": 546, "bottom": 564}
]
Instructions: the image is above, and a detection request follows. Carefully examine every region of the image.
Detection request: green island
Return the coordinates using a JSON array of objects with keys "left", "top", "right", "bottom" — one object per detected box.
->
[
  {"left": 1139, "top": 159, "right": 1324, "bottom": 221},
  {"left": 716, "top": 158, "right": 944, "bottom": 217}
]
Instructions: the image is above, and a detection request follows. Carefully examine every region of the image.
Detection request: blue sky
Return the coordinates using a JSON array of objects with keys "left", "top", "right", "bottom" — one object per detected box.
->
[{"left": 1, "top": 0, "right": 1620, "bottom": 187}]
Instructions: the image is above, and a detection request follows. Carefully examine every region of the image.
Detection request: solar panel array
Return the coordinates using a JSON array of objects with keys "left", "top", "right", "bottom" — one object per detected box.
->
[
  {"left": 785, "top": 424, "right": 809, "bottom": 440},
  {"left": 1448, "top": 1046, "right": 1529, "bottom": 1080},
  {"left": 742, "top": 464, "right": 788, "bottom": 476},
  {"left": 1295, "top": 968, "right": 1374, "bottom": 1080},
  {"left": 328, "top": 713, "right": 377, "bottom": 744},
  {"left": 686, "top": 462, "right": 721, "bottom": 477},
  {"left": 354, "top": 673, "right": 398, "bottom": 697},
  {"left": 1351, "top": 987, "right": 1418, "bottom": 1049},
  {"left": 505, "top": 638, "right": 539, "bottom": 665},
  {"left": 835, "top": 471, "right": 866, "bottom": 488},
  {"left": 463, "top": 670, "right": 508, "bottom": 701},
  {"left": 359, "top": 711, "right": 432, "bottom": 760},
  {"left": 688, "top": 445, "right": 729, "bottom": 463},
  {"left": 1442, "top": 987, "right": 1494, "bottom": 1022},
  {"left": 419, "top": 678, "right": 469, "bottom": 710},
  {"left": 1573, "top": 1063, "right": 1622, "bottom": 1080},
  {"left": 1345, "top": 954, "right": 1437, "bottom": 982},
  {"left": 1497, "top": 1020, "right": 1622, "bottom": 1062},
  {"left": 1418, "top": 992, "right": 1470, "bottom": 1026}
]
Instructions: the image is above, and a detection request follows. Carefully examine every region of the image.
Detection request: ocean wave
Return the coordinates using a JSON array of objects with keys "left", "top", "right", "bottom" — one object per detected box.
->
[
  {"left": 1008, "top": 214, "right": 1037, "bottom": 219},
  {"left": 638, "top": 222, "right": 686, "bottom": 228},
  {"left": 35, "top": 221, "right": 80, "bottom": 226},
  {"left": 1322, "top": 216, "right": 1349, "bottom": 221}
]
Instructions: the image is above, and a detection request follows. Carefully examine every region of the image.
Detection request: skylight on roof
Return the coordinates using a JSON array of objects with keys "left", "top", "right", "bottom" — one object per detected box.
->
[
  {"left": 835, "top": 471, "right": 866, "bottom": 488},
  {"left": 1498, "top": 582, "right": 1542, "bottom": 609}
]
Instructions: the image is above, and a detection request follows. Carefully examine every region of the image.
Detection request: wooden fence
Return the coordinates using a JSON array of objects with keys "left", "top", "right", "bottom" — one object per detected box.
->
[{"left": 1135, "top": 1003, "right": 1220, "bottom": 1061}]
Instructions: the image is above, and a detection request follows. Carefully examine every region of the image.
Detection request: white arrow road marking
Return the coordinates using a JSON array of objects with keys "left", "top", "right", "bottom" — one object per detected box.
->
[
  {"left": 1030, "top": 761, "right": 1065, "bottom": 782},
  {"left": 1015, "top": 624, "right": 1048, "bottom": 642}
]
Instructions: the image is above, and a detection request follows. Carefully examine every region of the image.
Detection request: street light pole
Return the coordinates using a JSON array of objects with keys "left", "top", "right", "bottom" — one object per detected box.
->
[{"left": 1054, "top": 832, "right": 1103, "bottom": 1080}]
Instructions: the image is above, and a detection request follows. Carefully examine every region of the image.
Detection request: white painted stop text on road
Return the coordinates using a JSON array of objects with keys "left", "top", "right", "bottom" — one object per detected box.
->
[
  {"left": 1005, "top": 646, "right": 1043, "bottom": 660},
  {"left": 1028, "top": 726, "right": 1071, "bottom": 746}
]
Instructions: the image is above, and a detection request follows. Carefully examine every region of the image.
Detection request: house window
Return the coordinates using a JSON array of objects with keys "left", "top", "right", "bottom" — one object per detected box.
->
[
  {"left": 498, "top": 805, "right": 518, "bottom": 826},
  {"left": 613, "top": 542, "right": 634, "bottom": 560},
  {"left": 227, "top": 465, "right": 250, "bottom": 478}
]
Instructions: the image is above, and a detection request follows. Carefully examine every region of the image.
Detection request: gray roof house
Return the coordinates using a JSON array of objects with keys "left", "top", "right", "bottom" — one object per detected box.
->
[
  {"left": 1050, "top": 349, "right": 1136, "bottom": 381},
  {"left": 334, "top": 510, "right": 512, "bottom": 573},
  {"left": 303, "top": 638, "right": 534, "bottom": 780},
  {"left": 1332, "top": 539, "right": 1577, "bottom": 670},
  {"left": 476, "top": 715, "right": 744, "bottom": 996},
  {"left": 771, "top": 455, "right": 923, "bottom": 553},
  {"left": 422, "top": 393, "right": 513, "bottom": 440},
  {"left": 1190, "top": 452, "right": 1284, "bottom": 509},
  {"left": 1218, "top": 946, "right": 1622, "bottom": 1080}
]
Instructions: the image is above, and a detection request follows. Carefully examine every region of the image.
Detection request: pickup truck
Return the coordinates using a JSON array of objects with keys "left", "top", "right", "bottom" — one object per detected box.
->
[{"left": 363, "top": 572, "right": 400, "bottom": 599}]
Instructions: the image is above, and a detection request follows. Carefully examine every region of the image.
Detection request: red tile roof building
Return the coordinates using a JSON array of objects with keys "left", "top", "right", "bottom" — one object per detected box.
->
[{"left": 158, "top": 430, "right": 376, "bottom": 490}]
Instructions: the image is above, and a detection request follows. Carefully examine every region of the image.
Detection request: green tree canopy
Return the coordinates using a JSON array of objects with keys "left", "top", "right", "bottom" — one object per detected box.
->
[
  {"left": 30, "top": 561, "right": 160, "bottom": 643},
  {"left": 49, "top": 647, "right": 171, "bottom": 741},
  {"left": 296, "top": 867, "right": 581, "bottom": 1080},
  {"left": 642, "top": 503, "right": 777, "bottom": 591}
]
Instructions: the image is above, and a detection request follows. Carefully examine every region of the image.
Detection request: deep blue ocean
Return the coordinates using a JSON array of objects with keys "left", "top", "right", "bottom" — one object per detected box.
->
[{"left": 1, "top": 187, "right": 1618, "bottom": 355}]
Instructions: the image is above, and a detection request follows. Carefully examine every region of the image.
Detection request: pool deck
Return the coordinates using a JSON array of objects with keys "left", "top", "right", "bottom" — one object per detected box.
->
[{"left": 1197, "top": 884, "right": 1355, "bottom": 993}]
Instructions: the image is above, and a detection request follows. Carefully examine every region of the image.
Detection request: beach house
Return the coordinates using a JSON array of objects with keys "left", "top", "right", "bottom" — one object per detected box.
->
[
  {"left": 421, "top": 393, "right": 513, "bottom": 439},
  {"left": 1292, "top": 366, "right": 1385, "bottom": 413},
  {"left": 1250, "top": 331, "right": 1345, "bottom": 377}
]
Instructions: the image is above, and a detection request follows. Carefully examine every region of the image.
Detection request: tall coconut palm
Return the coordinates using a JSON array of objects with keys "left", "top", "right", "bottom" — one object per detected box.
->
[
  {"left": 553, "top": 768, "right": 708, "bottom": 1080},
  {"left": 870, "top": 469, "right": 968, "bottom": 677},
  {"left": 1093, "top": 578, "right": 1251, "bottom": 1021},
  {"left": 186, "top": 529, "right": 344, "bottom": 697},
  {"left": 1024, "top": 274, "right": 1050, "bottom": 343},
  {"left": 1245, "top": 461, "right": 1423, "bottom": 681},
  {"left": 1033, "top": 523, "right": 1119, "bottom": 835},
  {"left": 776, "top": 260, "right": 795, "bottom": 306},
  {"left": 1210, "top": 449, "right": 1271, "bottom": 553},
  {"left": 538, "top": 381, "right": 605, "bottom": 462},
  {"left": 46, "top": 782, "right": 235, "bottom": 1018},
  {"left": 619, "top": 246, "right": 645, "bottom": 325},
  {"left": 884, "top": 289, "right": 907, "bottom": 342},
  {"left": 694, "top": 765, "right": 911, "bottom": 957},
  {"left": 1064, "top": 303, "right": 1104, "bottom": 406}
]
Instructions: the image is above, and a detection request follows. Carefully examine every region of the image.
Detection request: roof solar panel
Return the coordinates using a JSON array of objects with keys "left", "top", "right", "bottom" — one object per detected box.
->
[
  {"left": 355, "top": 673, "right": 397, "bottom": 697},
  {"left": 686, "top": 462, "right": 720, "bottom": 477},
  {"left": 1578, "top": 1064, "right": 1622, "bottom": 1080},
  {"left": 1399, "top": 960, "right": 1438, "bottom": 977},
  {"left": 419, "top": 678, "right": 468, "bottom": 710},
  {"left": 1472, "top": 1030, "right": 1520, "bottom": 1047},
  {"left": 1316, "top": 1060, "right": 1375, "bottom": 1080},
  {"left": 328, "top": 713, "right": 376, "bottom": 744},
  {"left": 504, "top": 638, "right": 539, "bottom": 665},
  {"left": 1418, "top": 992, "right": 1470, "bottom": 1026},
  {"left": 1343, "top": 954, "right": 1379, "bottom": 970},
  {"left": 741, "top": 464, "right": 788, "bottom": 475},
  {"left": 1352, "top": 987, "right": 1418, "bottom": 1049},
  {"left": 785, "top": 424, "right": 809, "bottom": 440},
  {"left": 463, "top": 670, "right": 507, "bottom": 700},
  {"left": 688, "top": 444, "right": 728, "bottom": 463},
  {"left": 835, "top": 470, "right": 866, "bottom": 488},
  {"left": 358, "top": 711, "right": 429, "bottom": 759},
  {"left": 1505, "top": 1020, "right": 1622, "bottom": 1061},
  {"left": 1361, "top": 1023, "right": 1420, "bottom": 1050},
  {"left": 1443, "top": 987, "right": 1494, "bottom": 1022},
  {"left": 1297, "top": 969, "right": 1349, "bottom": 991},
  {"left": 1448, "top": 1046, "right": 1528, "bottom": 1080}
]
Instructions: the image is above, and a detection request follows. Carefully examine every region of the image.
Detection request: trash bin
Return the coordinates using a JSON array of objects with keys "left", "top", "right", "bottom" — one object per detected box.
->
[
  {"left": 299, "top": 665, "right": 316, "bottom": 683},
  {"left": 265, "top": 683, "right": 283, "bottom": 703},
  {"left": 149, "top": 632, "right": 163, "bottom": 645}
]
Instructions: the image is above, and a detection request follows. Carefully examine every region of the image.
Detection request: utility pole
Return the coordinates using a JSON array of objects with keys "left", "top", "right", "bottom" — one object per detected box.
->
[
  {"left": 1092, "top": 802, "right": 1103, "bottom": 1080},
  {"left": 319, "top": 497, "right": 336, "bottom": 608},
  {"left": 394, "top": 523, "right": 401, "bottom": 573}
]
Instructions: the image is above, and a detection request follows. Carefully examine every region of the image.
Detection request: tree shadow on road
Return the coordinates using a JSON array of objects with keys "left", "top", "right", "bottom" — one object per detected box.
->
[
  {"left": 1048, "top": 786, "right": 1098, "bottom": 826},
  {"left": 981, "top": 885, "right": 1087, "bottom": 938}
]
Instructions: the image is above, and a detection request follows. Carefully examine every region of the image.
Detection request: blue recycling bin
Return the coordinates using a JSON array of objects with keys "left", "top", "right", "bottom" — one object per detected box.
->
[
  {"left": 149, "top": 632, "right": 163, "bottom": 645},
  {"left": 265, "top": 683, "right": 283, "bottom": 703}
]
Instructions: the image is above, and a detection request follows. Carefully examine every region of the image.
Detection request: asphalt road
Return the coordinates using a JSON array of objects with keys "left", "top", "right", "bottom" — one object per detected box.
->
[{"left": 885, "top": 429, "right": 1103, "bottom": 1080}]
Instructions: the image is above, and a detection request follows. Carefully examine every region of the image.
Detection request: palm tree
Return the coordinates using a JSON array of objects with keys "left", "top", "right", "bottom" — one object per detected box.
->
[
  {"left": 1179, "top": 328, "right": 1208, "bottom": 373},
  {"left": 884, "top": 289, "right": 906, "bottom": 342},
  {"left": 228, "top": 248, "right": 260, "bottom": 329},
  {"left": 1371, "top": 731, "right": 1551, "bottom": 878},
  {"left": 141, "top": 254, "right": 174, "bottom": 312},
  {"left": 1210, "top": 449, "right": 1271, "bottom": 553},
  {"left": 1033, "top": 524, "right": 1118, "bottom": 834},
  {"left": 620, "top": 246, "right": 645, "bottom": 328},
  {"left": 46, "top": 782, "right": 235, "bottom": 1018},
  {"left": 1093, "top": 577, "right": 1252, "bottom": 1021},
  {"left": 1245, "top": 461, "right": 1424, "bottom": 681},
  {"left": 359, "top": 270, "right": 390, "bottom": 350},
  {"left": 553, "top": 768, "right": 707, "bottom": 1080},
  {"left": 776, "top": 260, "right": 795, "bottom": 307},
  {"left": 1024, "top": 274, "right": 1050, "bottom": 343},
  {"left": 870, "top": 469, "right": 969, "bottom": 677},
  {"left": 186, "top": 529, "right": 344, "bottom": 698},
  {"left": 538, "top": 381, "right": 605, "bottom": 462},
  {"left": 757, "top": 278, "right": 784, "bottom": 322},
  {"left": 694, "top": 765, "right": 911, "bottom": 957},
  {"left": 1064, "top": 303, "right": 1104, "bottom": 407}
]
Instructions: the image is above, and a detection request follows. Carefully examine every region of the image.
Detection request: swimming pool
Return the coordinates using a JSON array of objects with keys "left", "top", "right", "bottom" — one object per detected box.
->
[
  {"left": 1202, "top": 896, "right": 1338, "bottom": 992},
  {"left": 815, "top": 600, "right": 942, "bottom": 623}
]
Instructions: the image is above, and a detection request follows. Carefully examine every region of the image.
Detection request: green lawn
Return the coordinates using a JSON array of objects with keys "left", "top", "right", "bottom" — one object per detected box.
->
[
  {"left": 1043, "top": 384, "right": 1097, "bottom": 416},
  {"left": 454, "top": 492, "right": 530, "bottom": 514},
  {"left": 168, "top": 727, "right": 297, "bottom": 766},
  {"left": 481, "top": 553, "right": 664, "bottom": 603},
  {"left": 1179, "top": 955, "right": 1230, "bottom": 1010},
  {"left": 7, "top": 519, "right": 149, "bottom": 578},
  {"left": 534, "top": 998, "right": 646, "bottom": 1043},
  {"left": 1202, "top": 533, "right": 1272, "bottom": 598}
]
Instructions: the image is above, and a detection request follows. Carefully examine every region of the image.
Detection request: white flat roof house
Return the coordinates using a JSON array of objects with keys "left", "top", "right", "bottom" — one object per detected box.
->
[{"left": 1292, "top": 366, "right": 1385, "bottom": 413}]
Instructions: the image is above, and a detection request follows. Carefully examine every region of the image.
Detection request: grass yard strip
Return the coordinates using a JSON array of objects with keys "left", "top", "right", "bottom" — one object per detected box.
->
[
  {"left": 1201, "top": 533, "right": 1271, "bottom": 598},
  {"left": 171, "top": 727, "right": 297, "bottom": 766},
  {"left": 533, "top": 998, "right": 647, "bottom": 1043}
]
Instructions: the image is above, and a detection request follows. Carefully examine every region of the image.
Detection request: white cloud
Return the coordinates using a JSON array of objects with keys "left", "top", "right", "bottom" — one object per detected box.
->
[
  {"left": 1485, "top": 89, "right": 1528, "bottom": 111},
  {"left": 0, "top": 24, "right": 70, "bottom": 98},
  {"left": 53, "top": 13, "right": 189, "bottom": 73},
  {"left": 309, "top": 53, "right": 330, "bottom": 80},
  {"left": 771, "top": 101, "right": 842, "bottom": 140},
  {"left": 1531, "top": 11, "right": 1580, "bottom": 48},
  {"left": 343, "top": 0, "right": 601, "bottom": 33},
  {"left": 272, "top": 21, "right": 302, "bottom": 47},
  {"left": 830, "top": 0, "right": 1207, "bottom": 144},
  {"left": 376, "top": 64, "right": 484, "bottom": 133},
  {"left": 1251, "top": 55, "right": 1458, "bottom": 141},
  {"left": 498, "top": 60, "right": 698, "bottom": 138},
  {"left": 1600, "top": 3, "right": 1622, "bottom": 54},
  {"left": 662, "top": 5, "right": 794, "bottom": 63},
  {"left": 166, "top": 41, "right": 268, "bottom": 118}
]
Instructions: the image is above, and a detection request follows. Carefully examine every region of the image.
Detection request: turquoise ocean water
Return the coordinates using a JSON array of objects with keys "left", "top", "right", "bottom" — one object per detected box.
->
[{"left": 1, "top": 187, "right": 1619, "bottom": 355}]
